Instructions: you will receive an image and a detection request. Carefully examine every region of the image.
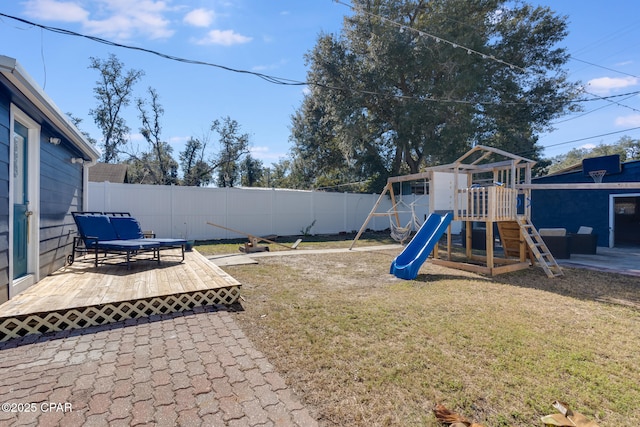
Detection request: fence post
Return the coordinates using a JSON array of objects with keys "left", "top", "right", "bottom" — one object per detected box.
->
[
  {"left": 170, "top": 184, "right": 175, "bottom": 238},
  {"left": 344, "top": 192, "right": 348, "bottom": 232},
  {"left": 103, "top": 181, "right": 109, "bottom": 212},
  {"left": 271, "top": 188, "right": 275, "bottom": 235}
]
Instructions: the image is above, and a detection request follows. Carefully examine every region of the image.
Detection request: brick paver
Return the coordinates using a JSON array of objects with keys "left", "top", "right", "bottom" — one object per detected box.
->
[{"left": 0, "top": 306, "right": 318, "bottom": 426}]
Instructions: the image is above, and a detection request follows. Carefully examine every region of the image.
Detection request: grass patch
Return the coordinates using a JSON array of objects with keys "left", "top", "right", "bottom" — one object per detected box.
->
[{"left": 198, "top": 238, "right": 640, "bottom": 426}]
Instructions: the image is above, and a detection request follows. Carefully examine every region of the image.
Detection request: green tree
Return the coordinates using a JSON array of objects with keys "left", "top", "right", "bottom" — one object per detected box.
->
[
  {"left": 262, "top": 159, "right": 294, "bottom": 188},
  {"left": 89, "top": 54, "right": 144, "bottom": 163},
  {"left": 130, "top": 87, "right": 178, "bottom": 185},
  {"left": 180, "top": 137, "right": 213, "bottom": 187},
  {"left": 212, "top": 117, "right": 250, "bottom": 187},
  {"left": 291, "top": 0, "right": 580, "bottom": 191},
  {"left": 240, "top": 155, "right": 264, "bottom": 187},
  {"left": 67, "top": 113, "right": 98, "bottom": 146}
]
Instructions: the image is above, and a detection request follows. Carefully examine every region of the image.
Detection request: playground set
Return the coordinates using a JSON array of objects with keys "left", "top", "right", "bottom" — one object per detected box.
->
[{"left": 353, "top": 145, "right": 640, "bottom": 280}]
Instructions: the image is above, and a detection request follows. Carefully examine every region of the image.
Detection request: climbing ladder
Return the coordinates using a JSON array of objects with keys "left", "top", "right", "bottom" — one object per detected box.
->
[{"left": 517, "top": 217, "right": 563, "bottom": 278}]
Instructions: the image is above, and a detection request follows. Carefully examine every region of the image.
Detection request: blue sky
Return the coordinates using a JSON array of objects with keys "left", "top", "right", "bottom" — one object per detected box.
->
[{"left": 0, "top": 0, "right": 639, "bottom": 168}]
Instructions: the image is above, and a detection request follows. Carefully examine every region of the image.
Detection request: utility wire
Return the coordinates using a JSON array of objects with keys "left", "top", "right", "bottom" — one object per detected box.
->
[
  {"left": 570, "top": 56, "right": 640, "bottom": 80},
  {"left": 2, "top": 9, "right": 637, "bottom": 161},
  {"left": 1, "top": 11, "right": 633, "bottom": 110},
  {"left": 0, "top": 12, "right": 307, "bottom": 87}
]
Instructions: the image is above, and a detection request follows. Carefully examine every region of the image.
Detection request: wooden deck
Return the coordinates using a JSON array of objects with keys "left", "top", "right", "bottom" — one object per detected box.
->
[{"left": 0, "top": 249, "right": 241, "bottom": 342}]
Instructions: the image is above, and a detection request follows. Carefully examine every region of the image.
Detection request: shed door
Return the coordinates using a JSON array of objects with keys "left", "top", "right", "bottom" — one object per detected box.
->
[{"left": 614, "top": 196, "right": 640, "bottom": 246}]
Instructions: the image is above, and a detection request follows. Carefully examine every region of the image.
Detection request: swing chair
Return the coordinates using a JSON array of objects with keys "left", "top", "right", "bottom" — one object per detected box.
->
[{"left": 387, "top": 199, "right": 415, "bottom": 243}]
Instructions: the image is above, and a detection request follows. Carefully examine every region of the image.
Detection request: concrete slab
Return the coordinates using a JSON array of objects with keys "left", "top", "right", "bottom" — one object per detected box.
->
[
  {"left": 208, "top": 253, "right": 259, "bottom": 266},
  {"left": 557, "top": 246, "right": 640, "bottom": 277}
]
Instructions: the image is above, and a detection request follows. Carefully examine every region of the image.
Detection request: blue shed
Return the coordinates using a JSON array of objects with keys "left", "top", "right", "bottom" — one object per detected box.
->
[
  {"left": 0, "top": 55, "right": 100, "bottom": 303},
  {"left": 531, "top": 156, "right": 640, "bottom": 248}
]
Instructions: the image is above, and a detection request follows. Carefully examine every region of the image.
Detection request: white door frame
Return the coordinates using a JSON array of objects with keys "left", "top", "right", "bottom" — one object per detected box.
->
[
  {"left": 9, "top": 104, "right": 41, "bottom": 298},
  {"left": 609, "top": 193, "right": 640, "bottom": 248}
]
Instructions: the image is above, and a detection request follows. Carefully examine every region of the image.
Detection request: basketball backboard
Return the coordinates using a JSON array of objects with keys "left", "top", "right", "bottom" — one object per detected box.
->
[{"left": 582, "top": 154, "right": 622, "bottom": 177}]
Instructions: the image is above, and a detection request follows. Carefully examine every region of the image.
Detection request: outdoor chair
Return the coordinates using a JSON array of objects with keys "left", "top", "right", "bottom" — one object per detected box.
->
[
  {"left": 568, "top": 226, "right": 598, "bottom": 255},
  {"left": 72, "top": 212, "right": 161, "bottom": 269},
  {"left": 105, "top": 213, "right": 187, "bottom": 262}
]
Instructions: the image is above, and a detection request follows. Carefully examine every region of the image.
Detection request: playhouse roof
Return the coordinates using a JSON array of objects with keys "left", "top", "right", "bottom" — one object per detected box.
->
[
  {"left": 388, "top": 145, "right": 535, "bottom": 184},
  {"left": 435, "top": 145, "right": 536, "bottom": 172}
]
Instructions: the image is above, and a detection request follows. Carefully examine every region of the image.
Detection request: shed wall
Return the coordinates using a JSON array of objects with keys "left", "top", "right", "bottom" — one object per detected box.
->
[{"left": 531, "top": 162, "right": 640, "bottom": 247}]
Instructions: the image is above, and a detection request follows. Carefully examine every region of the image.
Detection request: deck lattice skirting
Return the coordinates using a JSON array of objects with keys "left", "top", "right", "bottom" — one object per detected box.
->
[
  {"left": 0, "top": 287, "right": 240, "bottom": 342},
  {"left": 0, "top": 250, "right": 241, "bottom": 342}
]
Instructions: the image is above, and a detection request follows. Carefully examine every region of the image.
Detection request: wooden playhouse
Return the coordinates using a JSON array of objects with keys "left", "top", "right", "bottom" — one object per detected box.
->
[{"left": 351, "top": 145, "right": 563, "bottom": 277}]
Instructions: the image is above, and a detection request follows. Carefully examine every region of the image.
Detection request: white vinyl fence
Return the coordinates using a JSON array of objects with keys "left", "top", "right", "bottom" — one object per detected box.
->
[{"left": 88, "top": 182, "right": 428, "bottom": 241}]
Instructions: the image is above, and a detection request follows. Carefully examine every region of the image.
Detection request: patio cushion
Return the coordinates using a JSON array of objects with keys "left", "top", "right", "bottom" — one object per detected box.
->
[
  {"left": 110, "top": 216, "right": 145, "bottom": 239},
  {"left": 74, "top": 214, "right": 119, "bottom": 246},
  {"left": 539, "top": 228, "right": 566, "bottom": 237},
  {"left": 109, "top": 216, "right": 187, "bottom": 246},
  {"left": 577, "top": 226, "right": 593, "bottom": 234},
  {"left": 95, "top": 239, "right": 160, "bottom": 251}
]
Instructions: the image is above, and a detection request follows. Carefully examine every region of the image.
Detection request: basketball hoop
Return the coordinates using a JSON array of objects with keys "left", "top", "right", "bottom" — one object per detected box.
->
[{"left": 588, "top": 169, "right": 606, "bottom": 183}]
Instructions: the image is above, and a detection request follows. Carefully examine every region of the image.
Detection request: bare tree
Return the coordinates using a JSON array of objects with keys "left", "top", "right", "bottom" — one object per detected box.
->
[{"left": 89, "top": 54, "right": 144, "bottom": 163}]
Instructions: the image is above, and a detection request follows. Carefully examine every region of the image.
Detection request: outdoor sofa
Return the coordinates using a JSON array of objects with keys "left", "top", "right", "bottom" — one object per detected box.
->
[
  {"left": 568, "top": 226, "right": 598, "bottom": 255},
  {"left": 538, "top": 226, "right": 598, "bottom": 259},
  {"left": 539, "top": 228, "right": 570, "bottom": 259},
  {"left": 71, "top": 212, "right": 187, "bottom": 269}
]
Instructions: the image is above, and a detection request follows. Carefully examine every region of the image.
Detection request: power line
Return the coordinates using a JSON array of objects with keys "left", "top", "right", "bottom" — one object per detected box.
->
[
  {"left": 3, "top": 8, "right": 636, "bottom": 158},
  {"left": 4, "top": 10, "right": 633, "bottom": 111},
  {"left": 570, "top": 56, "right": 640, "bottom": 80},
  {"left": 0, "top": 12, "right": 308, "bottom": 87}
]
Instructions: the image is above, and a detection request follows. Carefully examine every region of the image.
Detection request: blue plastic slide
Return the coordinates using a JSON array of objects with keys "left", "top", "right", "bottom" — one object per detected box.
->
[{"left": 390, "top": 212, "right": 453, "bottom": 280}]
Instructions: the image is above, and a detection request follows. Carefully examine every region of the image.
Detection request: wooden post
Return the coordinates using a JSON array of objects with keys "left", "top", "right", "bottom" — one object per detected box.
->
[
  {"left": 465, "top": 220, "right": 472, "bottom": 258},
  {"left": 388, "top": 183, "right": 401, "bottom": 227},
  {"left": 350, "top": 183, "right": 390, "bottom": 249},
  {"left": 486, "top": 220, "right": 494, "bottom": 272},
  {"left": 447, "top": 222, "right": 452, "bottom": 260}
]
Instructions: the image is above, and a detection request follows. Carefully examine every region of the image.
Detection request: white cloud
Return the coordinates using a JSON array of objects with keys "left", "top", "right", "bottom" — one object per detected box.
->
[
  {"left": 23, "top": 0, "right": 89, "bottom": 22},
  {"left": 23, "top": 0, "right": 174, "bottom": 40},
  {"left": 587, "top": 76, "right": 639, "bottom": 95},
  {"left": 250, "top": 146, "right": 285, "bottom": 161},
  {"left": 194, "top": 29, "right": 252, "bottom": 46},
  {"left": 184, "top": 8, "right": 215, "bottom": 27},
  {"left": 615, "top": 114, "right": 640, "bottom": 127}
]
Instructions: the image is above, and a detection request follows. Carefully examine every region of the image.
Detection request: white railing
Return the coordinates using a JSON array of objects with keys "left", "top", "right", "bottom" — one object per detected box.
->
[{"left": 456, "top": 186, "right": 518, "bottom": 222}]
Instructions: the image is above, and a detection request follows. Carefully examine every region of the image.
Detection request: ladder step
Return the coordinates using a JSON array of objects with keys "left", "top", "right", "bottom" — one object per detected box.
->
[{"left": 518, "top": 218, "right": 563, "bottom": 277}]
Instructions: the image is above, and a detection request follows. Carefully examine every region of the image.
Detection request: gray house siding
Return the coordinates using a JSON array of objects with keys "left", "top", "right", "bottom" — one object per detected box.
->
[
  {"left": 39, "top": 138, "right": 84, "bottom": 277},
  {"left": 0, "top": 78, "right": 87, "bottom": 303},
  {"left": 0, "top": 88, "right": 9, "bottom": 302},
  {"left": 531, "top": 162, "right": 640, "bottom": 247}
]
